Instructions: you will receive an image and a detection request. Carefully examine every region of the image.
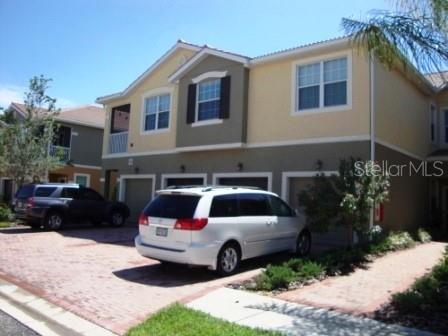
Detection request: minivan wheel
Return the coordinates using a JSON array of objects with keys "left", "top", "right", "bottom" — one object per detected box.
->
[
  {"left": 45, "top": 212, "right": 64, "bottom": 230},
  {"left": 109, "top": 210, "right": 125, "bottom": 227},
  {"left": 217, "top": 243, "right": 241, "bottom": 276},
  {"left": 296, "top": 230, "right": 311, "bottom": 257}
]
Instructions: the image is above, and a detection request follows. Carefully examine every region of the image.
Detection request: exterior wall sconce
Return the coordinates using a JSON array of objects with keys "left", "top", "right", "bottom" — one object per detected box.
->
[
  {"left": 237, "top": 162, "right": 243, "bottom": 171},
  {"left": 134, "top": 166, "right": 140, "bottom": 174},
  {"left": 316, "top": 159, "right": 323, "bottom": 171},
  {"left": 180, "top": 165, "right": 186, "bottom": 173}
]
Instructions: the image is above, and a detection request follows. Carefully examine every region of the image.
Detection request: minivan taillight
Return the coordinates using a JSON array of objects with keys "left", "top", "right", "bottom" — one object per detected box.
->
[
  {"left": 26, "top": 197, "right": 34, "bottom": 208},
  {"left": 174, "top": 218, "right": 208, "bottom": 231},
  {"left": 138, "top": 213, "right": 149, "bottom": 226}
]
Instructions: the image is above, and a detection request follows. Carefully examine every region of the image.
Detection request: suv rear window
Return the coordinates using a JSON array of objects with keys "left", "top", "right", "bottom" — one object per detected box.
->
[
  {"left": 15, "top": 185, "right": 35, "bottom": 198},
  {"left": 144, "top": 194, "right": 201, "bottom": 219},
  {"left": 35, "top": 187, "right": 57, "bottom": 197}
]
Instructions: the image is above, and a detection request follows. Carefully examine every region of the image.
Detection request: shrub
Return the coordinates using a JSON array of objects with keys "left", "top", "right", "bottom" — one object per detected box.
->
[
  {"left": 393, "top": 291, "right": 424, "bottom": 313},
  {"left": 417, "top": 228, "right": 432, "bottom": 243},
  {"left": 284, "top": 258, "right": 304, "bottom": 272},
  {"left": 382, "top": 231, "right": 415, "bottom": 251},
  {"left": 255, "top": 265, "right": 296, "bottom": 290},
  {"left": 0, "top": 205, "right": 13, "bottom": 222},
  {"left": 297, "top": 261, "right": 325, "bottom": 279}
]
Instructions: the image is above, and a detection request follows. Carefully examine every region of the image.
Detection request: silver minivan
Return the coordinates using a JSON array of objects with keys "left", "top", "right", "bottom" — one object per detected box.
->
[{"left": 135, "top": 186, "right": 310, "bottom": 275}]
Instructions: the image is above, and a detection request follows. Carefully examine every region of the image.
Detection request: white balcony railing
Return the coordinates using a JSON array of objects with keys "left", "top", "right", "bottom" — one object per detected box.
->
[
  {"left": 109, "top": 132, "right": 128, "bottom": 154},
  {"left": 50, "top": 145, "right": 70, "bottom": 162}
]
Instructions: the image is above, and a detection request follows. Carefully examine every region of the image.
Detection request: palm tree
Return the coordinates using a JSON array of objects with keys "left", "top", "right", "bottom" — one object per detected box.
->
[{"left": 342, "top": 0, "right": 448, "bottom": 77}]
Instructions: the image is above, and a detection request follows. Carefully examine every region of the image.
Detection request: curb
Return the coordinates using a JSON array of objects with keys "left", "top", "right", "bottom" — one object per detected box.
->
[{"left": 0, "top": 278, "right": 117, "bottom": 336}]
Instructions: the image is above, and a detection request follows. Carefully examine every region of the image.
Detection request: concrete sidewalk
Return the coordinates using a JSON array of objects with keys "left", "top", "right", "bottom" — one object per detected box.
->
[
  {"left": 187, "top": 288, "right": 439, "bottom": 336},
  {"left": 0, "top": 278, "right": 116, "bottom": 336}
]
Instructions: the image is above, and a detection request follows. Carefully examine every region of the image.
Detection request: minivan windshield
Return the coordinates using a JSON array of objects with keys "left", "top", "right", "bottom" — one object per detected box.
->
[
  {"left": 15, "top": 185, "right": 35, "bottom": 199},
  {"left": 144, "top": 194, "right": 200, "bottom": 219}
]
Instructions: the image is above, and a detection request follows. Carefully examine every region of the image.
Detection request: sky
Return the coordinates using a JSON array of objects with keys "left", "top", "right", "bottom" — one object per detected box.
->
[{"left": 0, "top": 0, "right": 393, "bottom": 109}]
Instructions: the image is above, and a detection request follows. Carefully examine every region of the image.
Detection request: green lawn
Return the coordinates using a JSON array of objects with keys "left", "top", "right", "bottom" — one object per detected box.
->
[
  {"left": 126, "top": 304, "right": 280, "bottom": 336},
  {"left": 0, "top": 221, "right": 13, "bottom": 228}
]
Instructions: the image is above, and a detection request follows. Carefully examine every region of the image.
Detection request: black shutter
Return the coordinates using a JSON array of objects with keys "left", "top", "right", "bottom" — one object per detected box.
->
[
  {"left": 219, "top": 76, "right": 231, "bottom": 119},
  {"left": 186, "top": 84, "right": 197, "bottom": 124}
]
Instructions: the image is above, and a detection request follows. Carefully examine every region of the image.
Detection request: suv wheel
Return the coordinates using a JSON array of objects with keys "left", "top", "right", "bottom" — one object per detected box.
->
[
  {"left": 45, "top": 212, "right": 64, "bottom": 230},
  {"left": 296, "top": 230, "right": 311, "bottom": 257},
  {"left": 109, "top": 210, "right": 125, "bottom": 227},
  {"left": 217, "top": 243, "right": 241, "bottom": 276}
]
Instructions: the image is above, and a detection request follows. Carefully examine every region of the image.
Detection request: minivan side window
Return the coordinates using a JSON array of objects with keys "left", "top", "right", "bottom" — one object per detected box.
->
[
  {"left": 238, "top": 193, "right": 271, "bottom": 216},
  {"left": 34, "top": 187, "right": 57, "bottom": 197},
  {"left": 269, "top": 196, "right": 295, "bottom": 217},
  {"left": 209, "top": 195, "right": 239, "bottom": 217}
]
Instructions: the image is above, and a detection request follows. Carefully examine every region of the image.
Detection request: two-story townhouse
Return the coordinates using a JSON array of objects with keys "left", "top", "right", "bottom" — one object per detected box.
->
[
  {"left": 0, "top": 103, "right": 105, "bottom": 201},
  {"left": 96, "top": 37, "right": 445, "bottom": 237}
]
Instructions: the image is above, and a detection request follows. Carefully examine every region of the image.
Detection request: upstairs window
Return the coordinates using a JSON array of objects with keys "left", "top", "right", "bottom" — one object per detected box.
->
[
  {"left": 53, "top": 125, "right": 71, "bottom": 147},
  {"left": 430, "top": 104, "right": 436, "bottom": 143},
  {"left": 111, "top": 104, "right": 130, "bottom": 133},
  {"left": 197, "top": 79, "right": 221, "bottom": 121},
  {"left": 296, "top": 56, "right": 348, "bottom": 112},
  {"left": 144, "top": 94, "right": 170, "bottom": 131}
]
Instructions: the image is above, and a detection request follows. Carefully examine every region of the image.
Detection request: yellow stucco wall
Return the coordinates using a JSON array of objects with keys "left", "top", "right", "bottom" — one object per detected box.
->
[
  {"left": 375, "top": 61, "right": 432, "bottom": 158},
  {"left": 101, "top": 48, "right": 196, "bottom": 156},
  {"left": 246, "top": 47, "right": 371, "bottom": 144}
]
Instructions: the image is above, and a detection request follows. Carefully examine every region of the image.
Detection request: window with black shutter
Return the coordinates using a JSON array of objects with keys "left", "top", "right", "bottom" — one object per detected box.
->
[
  {"left": 219, "top": 76, "right": 231, "bottom": 119},
  {"left": 186, "top": 84, "right": 196, "bottom": 124}
]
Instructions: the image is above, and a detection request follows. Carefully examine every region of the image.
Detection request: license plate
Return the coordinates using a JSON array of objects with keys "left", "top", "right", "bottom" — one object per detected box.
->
[{"left": 156, "top": 227, "right": 168, "bottom": 237}]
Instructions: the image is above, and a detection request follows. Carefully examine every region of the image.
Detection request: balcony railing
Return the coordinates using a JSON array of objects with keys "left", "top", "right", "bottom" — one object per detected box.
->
[
  {"left": 50, "top": 145, "right": 70, "bottom": 162},
  {"left": 109, "top": 132, "right": 128, "bottom": 154}
]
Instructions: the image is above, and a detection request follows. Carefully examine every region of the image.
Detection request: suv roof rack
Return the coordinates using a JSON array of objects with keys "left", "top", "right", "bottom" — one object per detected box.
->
[{"left": 162, "top": 185, "right": 263, "bottom": 192}]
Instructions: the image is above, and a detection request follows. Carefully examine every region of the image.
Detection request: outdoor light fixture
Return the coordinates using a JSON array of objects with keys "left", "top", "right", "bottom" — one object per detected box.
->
[
  {"left": 134, "top": 166, "right": 140, "bottom": 174},
  {"left": 180, "top": 164, "right": 186, "bottom": 173},
  {"left": 237, "top": 162, "right": 243, "bottom": 171},
  {"left": 316, "top": 159, "right": 323, "bottom": 171}
]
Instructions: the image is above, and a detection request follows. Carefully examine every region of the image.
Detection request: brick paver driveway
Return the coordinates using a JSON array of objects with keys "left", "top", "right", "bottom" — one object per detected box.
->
[{"left": 0, "top": 225, "right": 261, "bottom": 335}]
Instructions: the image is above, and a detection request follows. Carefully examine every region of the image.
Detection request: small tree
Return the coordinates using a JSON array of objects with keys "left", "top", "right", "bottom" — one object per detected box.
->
[
  {"left": 0, "top": 76, "right": 63, "bottom": 187},
  {"left": 299, "top": 158, "right": 390, "bottom": 244}
]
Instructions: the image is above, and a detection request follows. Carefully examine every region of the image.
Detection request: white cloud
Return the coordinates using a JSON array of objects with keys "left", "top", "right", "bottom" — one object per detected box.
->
[{"left": 0, "top": 84, "right": 77, "bottom": 109}]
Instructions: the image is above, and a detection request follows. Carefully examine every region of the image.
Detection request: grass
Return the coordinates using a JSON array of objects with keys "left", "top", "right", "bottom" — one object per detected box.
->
[
  {"left": 126, "top": 304, "right": 281, "bottom": 336},
  {"left": 248, "top": 230, "right": 430, "bottom": 291},
  {"left": 0, "top": 221, "right": 13, "bottom": 228}
]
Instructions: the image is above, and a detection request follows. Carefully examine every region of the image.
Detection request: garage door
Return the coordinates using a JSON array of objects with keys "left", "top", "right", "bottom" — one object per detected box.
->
[
  {"left": 124, "top": 178, "right": 153, "bottom": 223},
  {"left": 216, "top": 177, "right": 268, "bottom": 190},
  {"left": 165, "top": 177, "right": 205, "bottom": 188},
  {"left": 288, "top": 177, "right": 348, "bottom": 248}
]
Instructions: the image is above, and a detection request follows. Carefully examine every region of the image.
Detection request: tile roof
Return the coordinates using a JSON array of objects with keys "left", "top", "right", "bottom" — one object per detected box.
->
[{"left": 10, "top": 103, "right": 105, "bottom": 129}]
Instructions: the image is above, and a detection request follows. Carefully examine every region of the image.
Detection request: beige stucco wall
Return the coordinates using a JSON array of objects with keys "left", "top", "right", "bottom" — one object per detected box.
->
[
  {"left": 375, "top": 61, "right": 432, "bottom": 158},
  {"left": 246, "top": 47, "right": 371, "bottom": 144},
  {"left": 101, "top": 48, "right": 196, "bottom": 156}
]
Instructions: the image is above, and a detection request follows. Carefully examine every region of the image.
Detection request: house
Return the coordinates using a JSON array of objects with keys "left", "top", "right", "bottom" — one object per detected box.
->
[
  {"left": 96, "top": 37, "right": 447, "bottom": 235},
  {"left": 0, "top": 103, "right": 105, "bottom": 202}
]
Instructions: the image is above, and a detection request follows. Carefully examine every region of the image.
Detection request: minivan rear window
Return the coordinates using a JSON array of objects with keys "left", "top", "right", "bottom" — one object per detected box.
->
[
  {"left": 144, "top": 194, "right": 201, "bottom": 219},
  {"left": 15, "top": 185, "right": 35, "bottom": 198},
  {"left": 35, "top": 187, "right": 57, "bottom": 197}
]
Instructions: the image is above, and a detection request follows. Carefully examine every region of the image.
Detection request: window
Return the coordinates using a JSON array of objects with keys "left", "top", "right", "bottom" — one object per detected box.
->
[
  {"left": 210, "top": 195, "right": 239, "bottom": 217},
  {"left": 444, "top": 110, "right": 448, "bottom": 143},
  {"left": 269, "top": 196, "right": 295, "bottom": 217},
  {"left": 144, "top": 195, "right": 201, "bottom": 219},
  {"left": 61, "top": 188, "right": 79, "bottom": 199},
  {"left": 53, "top": 126, "right": 71, "bottom": 147},
  {"left": 34, "top": 187, "right": 57, "bottom": 197},
  {"left": 111, "top": 104, "right": 130, "bottom": 133},
  {"left": 144, "top": 94, "right": 170, "bottom": 131},
  {"left": 15, "top": 185, "right": 34, "bottom": 198},
  {"left": 430, "top": 104, "right": 436, "bottom": 143},
  {"left": 75, "top": 174, "right": 90, "bottom": 187},
  {"left": 238, "top": 193, "right": 271, "bottom": 216},
  {"left": 79, "top": 188, "right": 103, "bottom": 201},
  {"left": 296, "top": 56, "right": 348, "bottom": 111},
  {"left": 197, "top": 79, "right": 221, "bottom": 121}
]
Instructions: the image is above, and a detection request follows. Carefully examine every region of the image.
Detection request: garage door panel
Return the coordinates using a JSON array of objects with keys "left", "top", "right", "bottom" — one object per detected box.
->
[
  {"left": 125, "top": 179, "right": 153, "bottom": 224},
  {"left": 165, "top": 178, "right": 205, "bottom": 188},
  {"left": 217, "top": 177, "right": 268, "bottom": 190}
]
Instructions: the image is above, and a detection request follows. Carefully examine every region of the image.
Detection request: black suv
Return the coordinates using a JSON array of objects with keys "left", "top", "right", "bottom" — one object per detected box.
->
[{"left": 12, "top": 183, "right": 130, "bottom": 230}]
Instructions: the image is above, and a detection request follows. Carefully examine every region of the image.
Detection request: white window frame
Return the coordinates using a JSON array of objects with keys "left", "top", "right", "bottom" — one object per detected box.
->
[
  {"left": 291, "top": 51, "right": 352, "bottom": 116},
  {"left": 194, "top": 78, "right": 222, "bottom": 126},
  {"left": 430, "top": 103, "right": 437, "bottom": 144},
  {"left": 140, "top": 87, "right": 173, "bottom": 135},
  {"left": 74, "top": 173, "right": 91, "bottom": 187}
]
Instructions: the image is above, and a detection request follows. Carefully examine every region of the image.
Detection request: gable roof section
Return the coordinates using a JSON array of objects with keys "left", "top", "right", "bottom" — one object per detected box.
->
[
  {"left": 425, "top": 71, "right": 448, "bottom": 92},
  {"left": 168, "top": 46, "right": 250, "bottom": 83},
  {"left": 10, "top": 102, "right": 106, "bottom": 129},
  {"left": 96, "top": 41, "right": 201, "bottom": 104}
]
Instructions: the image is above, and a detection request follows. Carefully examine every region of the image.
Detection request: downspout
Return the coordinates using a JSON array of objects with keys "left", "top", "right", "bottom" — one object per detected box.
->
[{"left": 369, "top": 52, "right": 375, "bottom": 228}]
